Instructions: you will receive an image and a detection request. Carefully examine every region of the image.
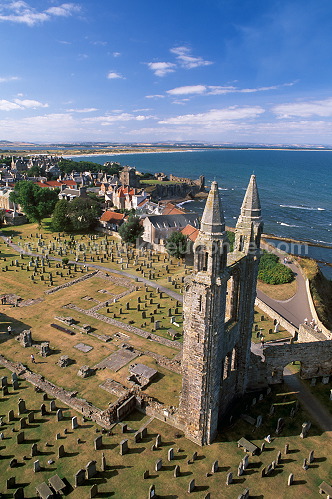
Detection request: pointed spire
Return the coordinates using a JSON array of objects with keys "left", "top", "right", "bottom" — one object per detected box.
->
[
  {"left": 200, "top": 181, "right": 225, "bottom": 234},
  {"left": 240, "top": 175, "right": 261, "bottom": 220}
]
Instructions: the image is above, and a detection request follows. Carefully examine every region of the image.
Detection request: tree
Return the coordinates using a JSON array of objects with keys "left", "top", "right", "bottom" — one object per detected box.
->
[
  {"left": 0, "top": 209, "right": 5, "bottom": 227},
  {"left": 68, "top": 197, "right": 100, "bottom": 232},
  {"left": 51, "top": 199, "right": 71, "bottom": 232},
  {"left": 258, "top": 251, "right": 294, "bottom": 285},
  {"left": 165, "top": 231, "right": 188, "bottom": 259},
  {"left": 118, "top": 214, "right": 144, "bottom": 245},
  {"left": 9, "top": 181, "right": 59, "bottom": 227}
]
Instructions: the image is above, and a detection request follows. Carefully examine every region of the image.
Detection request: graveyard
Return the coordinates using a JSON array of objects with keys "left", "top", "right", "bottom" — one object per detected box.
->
[
  {"left": 0, "top": 367, "right": 332, "bottom": 498},
  {"left": 0, "top": 222, "right": 332, "bottom": 497}
]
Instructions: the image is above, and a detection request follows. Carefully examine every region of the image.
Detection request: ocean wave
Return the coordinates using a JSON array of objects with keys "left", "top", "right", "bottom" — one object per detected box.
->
[
  {"left": 280, "top": 204, "right": 326, "bottom": 211},
  {"left": 176, "top": 200, "right": 195, "bottom": 207},
  {"left": 218, "top": 187, "right": 228, "bottom": 191},
  {"left": 277, "top": 222, "right": 300, "bottom": 227},
  {"left": 312, "top": 239, "right": 332, "bottom": 245}
]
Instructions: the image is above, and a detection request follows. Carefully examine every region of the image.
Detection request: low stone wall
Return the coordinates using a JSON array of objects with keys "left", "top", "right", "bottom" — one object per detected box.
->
[
  {"left": 45, "top": 271, "right": 99, "bottom": 295},
  {"left": 255, "top": 297, "right": 298, "bottom": 338},
  {"left": 305, "top": 279, "right": 331, "bottom": 339}
]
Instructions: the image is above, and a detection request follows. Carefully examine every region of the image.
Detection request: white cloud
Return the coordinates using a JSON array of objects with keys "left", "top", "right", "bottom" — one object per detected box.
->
[
  {"left": 0, "top": 1, "right": 81, "bottom": 26},
  {"left": 166, "top": 82, "right": 295, "bottom": 97},
  {"left": 170, "top": 46, "right": 213, "bottom": 69},
  {"left": 145, "top": 94, "right": 165, "bottom": 99},
  {"left": 0, "top": 98, "right": 48, "bottom": 110},
  {"left": 66, "top": 108, "right": 97, "bottom": 113},
  {"left": 0, "top": 76, "right": 20, "bottom": 83},
  {"left": 272, "top": 97, "right": 332, "bottom": 118},
  {"left": 83, "top": 112, "right": 153, "bottom": 125},
  {"left": 107, "top": 71, "right": 124, "bottom": 79},
  {"left": 146, "top": 62, "right": 176, "bottom": 77},
  {"left": 159, "top": 106, "right": 265, "bottom": 126},
  {"left": 167, "top": 85, "right": 209, "bottom": 96},
  {"left": 112, "top": 52, "right": 121, "bottom": 57}
]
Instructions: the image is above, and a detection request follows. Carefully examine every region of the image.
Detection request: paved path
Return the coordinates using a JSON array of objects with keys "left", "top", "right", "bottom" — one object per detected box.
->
[
  {"left": 283, "top": 367, "right": 332, "bottom": 434},
  {"left": 257, "top": 260, "right": 312, "bottom": 328}
]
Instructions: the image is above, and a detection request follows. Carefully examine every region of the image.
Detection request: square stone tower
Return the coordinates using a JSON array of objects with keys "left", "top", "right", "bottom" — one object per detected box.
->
[{"left": 180, "top": 176, "right": 263, "bottom": 445}]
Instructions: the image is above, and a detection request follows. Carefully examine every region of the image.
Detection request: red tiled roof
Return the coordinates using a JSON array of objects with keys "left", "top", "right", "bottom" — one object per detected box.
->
[
  {"left": 181, "top": 224, "right": 199, "bottom": 242},
  {"left": 100, "top": 211, "right": 125, "bottom": 223}
]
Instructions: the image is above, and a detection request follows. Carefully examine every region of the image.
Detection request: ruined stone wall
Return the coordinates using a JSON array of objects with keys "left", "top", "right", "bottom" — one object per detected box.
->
[
  {"left": 150, "top": 182, "right": 203, "bottom": 201},
  {"left": 263, "top": 340, "right": 332, "bottom": 383},
  {"left": 255, "top": 297, "right": 298, "bottom": 338}
]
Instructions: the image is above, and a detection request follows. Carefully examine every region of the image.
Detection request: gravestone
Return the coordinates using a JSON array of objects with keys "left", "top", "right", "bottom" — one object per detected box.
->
[
  {"left": 86, "top": 460, "right": 97, "bottom": 479},
  {"left": 13, "top": 488, "right": 24, "bottom": 499},
  {"left": 121, "top": 423, "right": 128, "bottom": 433},
  {"left": 20, "top": 417, "right": 27, "bottom": 429},
  {"left": 276, "top": 418, "right": 284, "bottom": 434},
  {"left": 168, "top": 448, "right": 174, "bottom": 461},
  {"left": 242, "top": 455, "right": 249, "bottom": 470},
  {"left": 276, "top": 451, "right": 281, "bottom": 464},
  {"left": 288, "top": 473, "right": 294, "bottom": 486},
  {"left": 74, "top": 469, "right": 86, "bottom": 487},
  {"left": 300, "top": 421, "right": 311, "bottom": 438},
  {"left": 8, "top": 409, "right": 14, "bottom": 421},
  {"left": 212, "top": 460, "right": 218, "bottom": 473},
  {"left": 238, "top": 463, "right": 244, "bottom": 476},
  {"left": 12, "top": 372, "right": 18, "bottom": 382},
  {"left": 40, "top": 404, "right": 46, "bottom": 416},
  {"left": 13, "top": 379, "right": 19, "bottom": 390},
  {"left": 119, "top": 439, "right": 128, "bottom": 455},
  {"left": 256, "top": 415, "right": 263, "bottom": 427},
  {"left": 143, "top": 470, "right": 149, "bottom": 479},
  {"left": 261, "top": 467, "right": 266, "bottom": 477},
  {"left": 188, "top": 479, "right": 195, "bottom": 493},
  {"left": 260, "top": 442, "right": 265, "bottom": 453},
  {"left": 18, "top": 399, "right": 26, "bottom": 415},
  {"left": 50, "top": 400, "right": 56, "bottom": 411},
  {"left": 94, "top": 435, "right": 103, "bottom": 450},
  {"left": 192, "top": 451, "right": 197, "bottom": 461},
  {"left": 148, "top": 484, "right": 156, "bottom": 498},
  {"left": 284, "top": 443, "right": 289, "bottom": 454},
  {"left": 155, "top": 434, "right": 161, "bottom": 447},
  {"left": 17, "top": 432, "right": 24, "bottom": 444},
  {"left": 141, "top": 427, "right": 147, "bottom": 438},
  {"left": 27, "top": 412, "right": 34, "bottom": 423},
  {"left": 7, "top": 476, "right": 16, "bottom": 489},
  {"left": 33, "top": 460, "right": 41, "bottom": 472},
  {"left": 31, "top": 443, "right": 38, "bottom": 457},
  {"left": 155, "top": 459, "right": 162, "bottom": 471},
  {"left": 58, "top": 444, "right": 65, "bottom": 458},
  {"left": 303, "top": 458, "right": 308, "bottom": 470},
  {"left": 174, "top": 465, "right": 180, "bottom": 477},
  {"left": 101, "top": 452, "right": 106, "bottom": 472},
  {"left": 9, "top": 458, "right": 18, "bottom": 468},
  {"left": 226, "top": 472, "right": 233, "bottom": 485},
  {"left": 56, "top": 409, "right": 63, "bottom": 421},
  {"left": 308, "top": 450, "right": 314, "bottom": 463},
  {"left": 251, "top": 397, "right": 256, "bottom": 406},
  {"left": 2, "top": 385, "right": 8, "bottom": 395},
  {"left": 134, "top": 431, "right": 141, "bottom": 443},
  {"left": 90, "top": 484, "right": 98, "bottom": 498},
  {"left": 72, "top": 416, "right": 78, "bottom": 429}
]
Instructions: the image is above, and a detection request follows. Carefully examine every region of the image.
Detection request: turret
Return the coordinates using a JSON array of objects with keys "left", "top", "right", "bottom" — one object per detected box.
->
[{"left": 235, "top": 175, "right": 263, "bottom": 254}]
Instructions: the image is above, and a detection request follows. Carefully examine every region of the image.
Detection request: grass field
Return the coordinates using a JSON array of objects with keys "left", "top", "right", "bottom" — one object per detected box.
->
[{"left": 0, "top": 369, "right": 331, "bottom": 499}]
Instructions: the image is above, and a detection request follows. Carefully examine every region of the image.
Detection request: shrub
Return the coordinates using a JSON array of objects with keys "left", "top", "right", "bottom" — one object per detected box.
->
[{"left": 258, "top": 251, "right": 294, "bottom": 285}]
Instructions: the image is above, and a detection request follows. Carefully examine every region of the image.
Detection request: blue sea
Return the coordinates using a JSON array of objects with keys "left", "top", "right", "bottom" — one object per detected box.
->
[{"left": 71, "top": 149, "right": 332, "bottom": 278}]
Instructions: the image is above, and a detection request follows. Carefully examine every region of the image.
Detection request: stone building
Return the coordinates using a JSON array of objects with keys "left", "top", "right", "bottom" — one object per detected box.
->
[{"left": 179, "top": 176, "right": 263, "bottom": 445}]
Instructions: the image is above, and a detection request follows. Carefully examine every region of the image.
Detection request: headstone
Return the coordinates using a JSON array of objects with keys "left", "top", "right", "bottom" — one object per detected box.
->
[
  {"left": 58, "top": 444, "right": 65, "bottom": 458},
  {"left": 261, "top": 467, "right": 266, "bottom": 477},
  {"left": 74, "top": 469, "right": 86, "bottom": 487},
  {"left": 238, "top": 463, "right": 244, "bottom": 476},
  {"left": 256, "top": 415, "right": 263, "bottom": 427},
  {"left": 288, "top": 473, "right": 294, "bottom": 486},
  {"left": 276, "top": 417, "right": 284, "bottom": 434},
  {"left": 101, "top": 452, "right": 106, "bottom": 472},
  {"left": 31, "top": 443, "right": 37, "bottom": 457},
  {"left": 188, "top": 479, "right": 195, "bottom": 493},
  {"left": 9, "top": 458, "right": 18, "bottom": 468},
  {"left": 276, "top": 451, "right": 281, "bottom": 464},
  {"left": 260, "top": 442, "right": 265, "bottom": 453},
  {"left": 168, "top": 448, "right": 174, "bottom": 461},
  {"left": 40, "top": 403, "right": 46, "bottom": 416},
  {"left": 155, "top": 459, "right": 162, "bottom": 471},
  {"left": 226, "top": 472, "right": 233, "bottom": 485},
  {"left": 322, "top": 376, "right": 330, "bottom": 384},
  {"left": 300, "top": 421, "right": 311, "bottom": 438},
  {"left": 148, "top": 484, "right": 156, "bottom": 498},
  {"left": 50, "top": 400, "right": 56, "bottom": 411},
  {"left": 242, "top": 454, "right": 249, "bottom": 470},
  {"left": 143, "top": 470, "right": 149, "bottom": 479},
  {"left": 119, "top": 439, "right": 128, "bottom": 455},
  {"left": 174, "top": 465, "right": 180, "bottom": 477},
  {"left": 134, "top": 431, "right": 141, "bottom": 443},
  {"left": 155, "top": 434, "right": 161, "bottom": 447},
  {"left": 271, "top": 460, "right": 276, "bottom": 470},
  {"left": 18, "top": 399, "right": 26, "bottom": 415},
  {"left": 27, "top": 412, "right": 34, "bottom": 423},
  {"left": 90, "top": 484, "right": 98, "bottom": 498},
  {"left": 7, "top": 476, "right": 16, "bottom": 489},
  {"left": 212, "top": 460, "right": 218, "bottom": 473},
  {"left": 308, "top": 450, "right": 314, "bottom": 463},
  {"left": 94, "top": 435, "right": 103, "bottom": 450},
  {"left": 17, "top": 431, "right": 24, "bottom": 444},
  {"left": 192, "top": 451, "right": 197, "bottom": 461},
  {"left": 284, "top": 443, "right": 289, "bottom": 454},
  {"left": 33, "top": 460, "right": 41, "bottom": 472},
  {"left": 13, "top": 488, "right": 24, "bottom": 499},
  {"left": 19, "top": 417, "right": 27, "bottom": 429},
  {"left": 141, "top": 427, "right": 147, "bottom": 438},
  {"left": 86, "top": 460, "right": 97, "bottom": 479},
  {"left": 72, "top": 416, "right": 78, "bottom": 429},
  {"left": 251, "top": 397, "right": 256, "bottom": 406},
  {"left": 8, "top": 409, "right": 14, "bottom": 421},
  {"left": 121, "top": 423, "right": 128, "bottom": 433},
  {"left": 259, "top": 393, "right": 264, "bottom": 401},
  {"left": 13, "top": 379, "right": 19, "bottom": 390},
  {"left": 2, "top": 385, "right": 8, "bottom": 395},
  {"left": 56, "top": 409, "right": 63, "bottom": 421},
  {"left": 12, "top": 372, "right": 18, "bottom": 382}
]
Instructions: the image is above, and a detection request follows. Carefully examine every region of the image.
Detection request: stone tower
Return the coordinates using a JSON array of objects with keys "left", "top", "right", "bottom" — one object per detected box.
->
[{"left": 180, "top": 176, "right": 263, "bottom": 445}]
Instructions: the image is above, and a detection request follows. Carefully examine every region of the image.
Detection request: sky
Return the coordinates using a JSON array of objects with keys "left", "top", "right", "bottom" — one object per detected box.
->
[{"left": 1, "top": 0, "right": 332, "bottom": 145}]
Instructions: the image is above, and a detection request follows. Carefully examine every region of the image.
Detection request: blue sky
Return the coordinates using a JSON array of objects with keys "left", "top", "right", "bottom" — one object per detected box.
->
[{"left": 1, "top": 0, "right": 332, "bottom": 144}]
